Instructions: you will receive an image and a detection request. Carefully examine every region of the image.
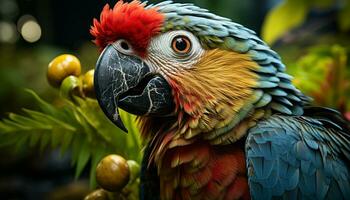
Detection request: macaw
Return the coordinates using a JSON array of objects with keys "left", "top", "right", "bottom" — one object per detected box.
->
[{"left": 91, "top": 1, "right": 350, "bottom": 199}]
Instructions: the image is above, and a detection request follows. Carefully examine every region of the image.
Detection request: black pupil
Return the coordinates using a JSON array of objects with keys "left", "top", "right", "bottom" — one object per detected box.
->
[
  {"left": 175, "top": 37, "right": 188, "bottom": 52},
  {"left": 121, "top": 41, "right": 129, "bottom": 50}
]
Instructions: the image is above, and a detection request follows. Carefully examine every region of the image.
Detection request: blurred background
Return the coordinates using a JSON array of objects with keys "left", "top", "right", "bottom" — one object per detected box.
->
[{"left": 0, "top": 0, "right": 349, "bottom": 199}]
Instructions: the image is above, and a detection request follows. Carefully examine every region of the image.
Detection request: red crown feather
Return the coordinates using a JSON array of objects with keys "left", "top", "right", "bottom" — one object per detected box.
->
[{"left": 90, "top": 1, "right": 164, "bottom": 57}]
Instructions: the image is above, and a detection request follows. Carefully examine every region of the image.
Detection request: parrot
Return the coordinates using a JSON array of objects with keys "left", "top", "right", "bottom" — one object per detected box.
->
[{"left": 91, "top": 1, "right": 350, "bottom": 199}]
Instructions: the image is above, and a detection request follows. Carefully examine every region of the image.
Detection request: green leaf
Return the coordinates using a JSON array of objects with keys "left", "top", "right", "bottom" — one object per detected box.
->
[
  {"left": 14, "top": 134, "right": 29, "bottom": 153},
  {"left": 29, "top": 131, "right": 41, "bottom": 147},
  {"left": 24, "top": 89, "right": 60, "bottom": 117},
  {"left": 89, "top": 147, "right": 106, "bottom": 188},
  {"left": 51, "top": 127, "right": 63, "bottom": 148},
  {"left": 75, "top": 137, "right": 90, "bottom": 179},
  {"left": 287, "top": 44, "right": 349, "bottom": 109},
  {"left": 60, "top": 132, "right": 74, "bottom": 155},
  {"left": 9, "top": 112, "right": 49, "bottom": 130},
  {"left": 262, "top": 0, "right": 308, "bottom": 45},
  {"left": 39, "top": 133, "right": 51, "bottom": 152},
  {"left": 0, "top": 89, "right": 142, "bottom": 188}
]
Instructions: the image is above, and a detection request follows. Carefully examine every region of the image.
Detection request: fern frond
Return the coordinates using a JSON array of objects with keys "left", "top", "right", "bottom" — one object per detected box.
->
[{"left": 0, "top": 89, "right": 142, "bottom": 187}]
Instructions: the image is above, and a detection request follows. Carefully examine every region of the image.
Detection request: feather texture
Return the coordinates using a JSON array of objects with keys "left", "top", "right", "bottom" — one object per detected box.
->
[
  {"left": 246, "top": 111, "right": 350, "bottom": 200},
  {"left": 147, "top": 0, "right": 311, "bottom": 117},
  {"left": 90, "top": 1, "right": 164, "bottom": 56},
  {"left": 90, "top": 2, "right": 350, "bottom": 200},
  {"left": 156, "top": 140, "right": 250, "bottom": 200}
]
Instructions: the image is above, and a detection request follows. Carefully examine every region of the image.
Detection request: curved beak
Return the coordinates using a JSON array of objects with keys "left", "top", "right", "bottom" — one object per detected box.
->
[{"left": 94, "top": 45, "right": 174, "bottom": 132}]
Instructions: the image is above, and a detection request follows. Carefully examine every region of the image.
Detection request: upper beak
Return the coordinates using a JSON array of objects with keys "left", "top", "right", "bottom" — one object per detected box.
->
[{"left": 94, "top": 45, "right": 174, "bottom": 132}]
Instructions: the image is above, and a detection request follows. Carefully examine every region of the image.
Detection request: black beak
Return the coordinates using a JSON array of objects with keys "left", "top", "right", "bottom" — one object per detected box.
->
[{"left": 94, "top": 45, "right": 174, "bottom": 132}]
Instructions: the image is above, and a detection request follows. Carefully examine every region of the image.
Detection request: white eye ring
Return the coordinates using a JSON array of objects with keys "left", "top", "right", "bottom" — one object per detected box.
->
[
  {"left": 112, "top": 39, "right": 134, "bottom": 55},
  {"left": 147, "top": 30, "right": 204, "bottom": 68}
]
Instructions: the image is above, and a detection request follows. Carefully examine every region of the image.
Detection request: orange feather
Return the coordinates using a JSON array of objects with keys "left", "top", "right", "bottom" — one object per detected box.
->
[{"left": 138, "top": 49, "right": 260, "bottom": 200}]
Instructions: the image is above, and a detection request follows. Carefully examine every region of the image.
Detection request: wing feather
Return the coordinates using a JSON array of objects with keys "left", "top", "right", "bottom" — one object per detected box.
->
[{"left": 246, "top": 113, "right": 350, "bottom": 200}]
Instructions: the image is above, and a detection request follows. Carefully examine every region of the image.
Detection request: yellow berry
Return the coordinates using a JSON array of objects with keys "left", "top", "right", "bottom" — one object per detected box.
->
[
  {"left": 83, "top": 69, "right": 95, "bottom": 97},
  {"left": 96, "top": 155, "right": 130, "bottom": 192},
  {"left": 47, "top": 54, "right": 81, "bottom": 88}
]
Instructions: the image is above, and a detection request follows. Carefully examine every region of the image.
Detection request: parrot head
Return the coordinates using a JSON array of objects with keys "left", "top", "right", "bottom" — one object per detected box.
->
[{"left": 92, "top": 1, "right": 309, "bottom": 143}]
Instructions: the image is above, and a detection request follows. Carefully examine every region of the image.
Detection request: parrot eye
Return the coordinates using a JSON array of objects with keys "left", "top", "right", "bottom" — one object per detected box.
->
[
  {"left": 120, "top": 41, "right": 130, "bottom": 50},
  {"left": 171, "top": 36, "right": 192, "bottom": 54},
  {"left": 147, "top": 30, "right": 204, "bottom": 67},
  {"left": 112, "top": 39, "right": 133, "bottom": 55}
]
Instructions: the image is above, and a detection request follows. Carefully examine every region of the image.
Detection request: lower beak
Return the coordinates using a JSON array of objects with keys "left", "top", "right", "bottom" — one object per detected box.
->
[{"left": 94, "top": 45, "right": 174, "bottom": 132}]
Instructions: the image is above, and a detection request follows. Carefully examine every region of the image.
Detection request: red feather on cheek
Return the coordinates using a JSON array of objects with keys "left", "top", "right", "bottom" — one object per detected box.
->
[{"left": 90, "top": 1, "right": 164, "bottom": 57}]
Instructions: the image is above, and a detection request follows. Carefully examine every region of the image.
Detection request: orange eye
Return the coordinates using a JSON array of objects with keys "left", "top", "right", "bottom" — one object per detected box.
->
[{"left": 171, "top": 36, "right": 192, "bottom": 54}]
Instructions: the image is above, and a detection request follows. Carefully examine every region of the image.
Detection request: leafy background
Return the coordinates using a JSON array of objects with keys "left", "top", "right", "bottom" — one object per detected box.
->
[{"left": 0, "top": 0, "right": 349, "bottom": 199}]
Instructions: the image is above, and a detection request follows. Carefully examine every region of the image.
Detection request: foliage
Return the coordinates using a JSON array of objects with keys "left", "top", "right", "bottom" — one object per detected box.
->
[
  {"left": 287, "top": 45, "right": 350, "bottom": 117},
  {"left": 0, "top": 89, "right": 142, "bottom": 187},
  {"left": 262, "top": 0, "right": 350, "bottom": 45},
  {"left": 0, "top": 44, "right": 100, "bottom": 118},
  {"left": 262, "top": 0, "right": 308, "bottom": 45},
  {"left": 262, "top": 0, "right": 350, "bottom": 120}
]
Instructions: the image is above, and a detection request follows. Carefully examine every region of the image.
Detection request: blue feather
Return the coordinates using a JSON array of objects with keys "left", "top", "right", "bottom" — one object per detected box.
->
[
  {"left": 255, "top": 93, "right": 272, "bottom": 108},
  {"left": 299, "top": 172, "right": 316, "bottom": 195},
  {"left": 251, "top": 157, "right": 264, "bottom": 178},
  {"left": 251, "top": 89, "right": 264, "bottom": 104},
  {"left": 326, "top": 180, "right": 343, "bottom": 199},
  {"left": 246, "top": 115, "right": 350, "bottom": 199},
  {"left": 258, "top": 81, "right": 279, "bottom": 89},
  {"left": 259, "top": 75, "right": 280, "bottom": 83},
  {"left": 249, "top": 50, "right": 269, "bottom": 61},
  {"left": 261, "top": 169, "right": 278, "bottom": 187},
  {"left": 268, "top": 89, "right": 288, "bottom": 97},
  {"left": 305, "top": 139, "right": 319, "bottom": 150},
  {"left": 283, "top": 189, "right": 298, "bottom": 200},
  {"left": 291, "top": 106, "right": 304, "bottom": 116},
  {"left": 278, "top": 82, "right": 297, "bottom": 90},
  {"left": 270, "top": 102, "right": 292, "bottom": 115},
  {"left": 286, "top": 167, "right": 299, "bottom": 190},
  {"left": 254, "top": 65, "right": 278, "bottom": 74},
  {"left": 275, "top": 97, "right": 293, "bottom": 106},
  {"left": 276, "top": 72, "right": 293, "bottom": 80},
  {"left": 316, "top": 169, "right": 331, "bottom": 199},
  {"left": 338, "top": 179, "right": 350, "bottom": 197}
]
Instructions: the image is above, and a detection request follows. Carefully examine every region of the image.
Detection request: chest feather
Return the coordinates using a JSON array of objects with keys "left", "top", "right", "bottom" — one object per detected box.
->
[{"left": 157, "top": 140, "right": 250, "bottom": 200}]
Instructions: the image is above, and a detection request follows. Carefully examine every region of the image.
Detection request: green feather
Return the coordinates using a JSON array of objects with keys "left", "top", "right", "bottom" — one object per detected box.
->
[
  {"left": 255, "top": 93, "right": 273, "bottom": 108},
  {"left": 270, "top": 102, "right": 292, "bottom": 115}
]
